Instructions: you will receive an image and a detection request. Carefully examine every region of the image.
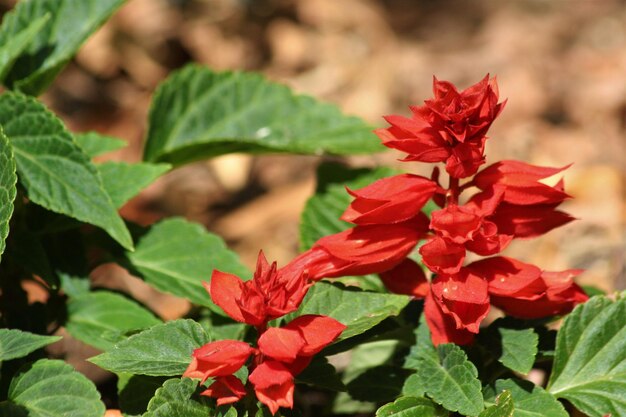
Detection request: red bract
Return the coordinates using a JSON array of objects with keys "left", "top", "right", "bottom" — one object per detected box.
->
[
  {"left": 470, "top": 257, "right": 588, "bottom": 318},
  {"left": 376, "top": 75, "right": 504, "bottom": 178},
  {"left": 293, "top": 220, "right": 426, "bottom": 279},
  {"left": 183, "top": 340, "right": 253, "bottom": 383},
  {"left": 200, "top": 375, "right": 246, "bottom": 406},
  {"left": 474, "top": 160, "right": 571, "bottom": 205},
  {"left": 249, "top": 361, "right": 295, "bottom": 415},
  {"left": 341, "top": 174, "right": 437, "bottom": 225},
  {"left": 209, "top": 251, "right": 312, "bottom": 326}
]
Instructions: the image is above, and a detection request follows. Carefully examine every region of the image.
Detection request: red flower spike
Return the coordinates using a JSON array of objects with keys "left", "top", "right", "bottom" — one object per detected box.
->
[
  {"left": 419, "top": 236, "right": 466, "bottom": 274},
  {"left": 283, "top": 315, "right": 347, "bottom": 356},
  {"left": 249, "top": 360, "right": 295, "bottom": 415},
  {"left": 474, "top": 161, "right": 571, "bottom": 205},
  {"left": 379, "top": 258, "right": 430, "bottom": 298},
  {"left": 424, "top": 288, "right": 476, "bottom": 346},
  {"left": 209, "top": 251, "right": 312, "bottom": 326},
  {"left": 183, "top": 340, "right": 253, "bottom": 382},
  {"left": 430, "top": 205, "right": 483, "bottom": 244},
  {"left": 200, "top": 375, "right": 246, "bottom": 406},
  {"left": 430, "top": 270, "right": 490, "bottom": 334},
  {"left": 341, "top": 174, "right": 437, "bottom": 225},
  {"left": 258, "top": 327, "right": 305, "bottom": 362}
]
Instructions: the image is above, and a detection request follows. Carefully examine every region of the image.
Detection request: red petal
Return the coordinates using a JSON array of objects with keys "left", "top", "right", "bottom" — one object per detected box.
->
[
  {"left": 249, "top": 361, "right": 294, "bottom": 415},
  {"left": 379, "top": 258, "right": 429, "bottom": 298},
  {"left": 316, "top": 223, "right": 422, "bottom": 275},
  {"left": 185, "top": 340, "right": 253, "bottom": 381},
  {"left": 419, "top": 236, "right": 465, "bottom": 274},
  {"left": 284, "top": 315, "right": 347, "bottom": 356},
  {"left": 341, "top": 174, "right": 437, "bottom": 225},
  {"left": 431, "top": 270, "right": 490, "bottom": 333},
  {"left": 470, "top": 257, "right": 544, "bottom": 298},
  {"left": 424, "top": 289, "right": 475, "bottom": 346},
  {"left": 258, "top": 327, "right": 305, "bottom": 362},
  {"left": 488, "top": 203, "right": 575, "bottom": 238},
  {"left": 430, "top": 205, "right": 482, "bottom": 244},
  {"left": 200, "top": 375, "right": 246, "bottom": 406},
  {"left": 208, "top": 271, "right": 246, "bottom": 323}
]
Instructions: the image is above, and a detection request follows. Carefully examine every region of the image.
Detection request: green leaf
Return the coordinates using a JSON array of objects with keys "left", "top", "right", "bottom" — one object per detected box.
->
[
  {"left": 143, "top": 378, "right": 211, "bottom": 417},
  {"left": 0, "top": 329, "right": 61, "bottom": 361},
  {"left": 0, "top": 14, "right": 50, "bottom": 82},
  {"left": 127, "top": 217, "right": 249, "bottom": 309},
  {"left": 74, "top": 132, "right": 126, "bottom": 158},
  {"left": 415, "top": 344, "right": 484, "bottom": 416},
  {"left": 296, "top": 356, "right": 346, "bottom": 392},
  {"left": 144, "top": 65, "right": 383, "bottom": 165},
  {"left": 333, "top": 340, "right": 398, "bottom": 414},
  {"left": 547, "top": 293, "right": 626, "bottom": 417},
  {"left": 484, "top": 379, "right": 567, "bottom": 417},
  {"left": 347, "top": 365, "right": 411, "bottom": 403},
  {"left": 497, "top": 328, "right": 538, "bottom": 375},
  {"left": 0, "top": 359, "right": 104, "bottom": 417},
  {"left": 0, "top": 127, "right": 17, "bottom": 263},
  {"left": 376, "top": 397, "right": 448, "bottom": 417},
  {"left": 90, "top": 319, "right": 210, "bottom": 376},
  {"left": 98, "top": 161, "right": 171, "bottom": 208},
  {"left": 478, "top": 391, "right": 513, "bottom": 417},
  {"left": 0, "top": 0, "right": 126, "bottom": 95},
  {"left": 65, "top": 290, "right": 161, "bottom": 351},
  {"left": 290, "top": 282, "right": 410, "bottom": 340},
  {"left": 117, "top": 374, "right": 168, "bottom": 417},
  {"left": 0, "top": 93, "right": 133, "bottom": 249}
]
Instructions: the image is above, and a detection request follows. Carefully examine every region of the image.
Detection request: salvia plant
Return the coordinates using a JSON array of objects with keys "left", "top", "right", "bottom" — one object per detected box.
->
[{"left": 0, "top": 1, "right": 623, "bottom": 417}]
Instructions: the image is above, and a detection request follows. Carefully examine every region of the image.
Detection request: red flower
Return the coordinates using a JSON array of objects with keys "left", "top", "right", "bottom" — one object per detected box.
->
[
  {"left": 341, "top": 174, "right": 437, "bottom": 225},
  {"left": 430, "top": 204, "right": 483, "bottom": 244},
  {"left": 258, "top": 315, "right": 347, "bottom": 362},
  {"left": 183, "top": 340, "right": 253, "bottom": 383},
  {"left": 209, "top": 251, "right": 312, "bottom": 326},
  {"left": 287, "top": 220, "right": 426, "bottom": 280},
  {"left": 430, "top": 269, "right": 490, "bottom": 334},
  {"left": 419, "top": 236, "right": 466, "bottom": 274},
  {"left": 469, "top": 257, "right": 588, "bottom": 318},
  {"left": 473, "top": 161, "right": 571, "bottom": 205},
  {"left": 249, "top": 360, "right": 295, "bottom": 415},
  {"left": 487, "top": 202, "right": 574, "bottom": 238},
  {"left": 200, "top": 375, "right": 246, "bottom": 406},
  {"left": 375, "top": 75, "right": 504, "bottom": 178},
  {"left": 379, "top": 258, "right": 429, "bottom": 298}
]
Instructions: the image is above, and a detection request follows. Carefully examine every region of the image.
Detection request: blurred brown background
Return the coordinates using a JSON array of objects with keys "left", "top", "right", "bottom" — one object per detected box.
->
[{"left": 2, "top": 0, "right": 624, "bottom": 296}]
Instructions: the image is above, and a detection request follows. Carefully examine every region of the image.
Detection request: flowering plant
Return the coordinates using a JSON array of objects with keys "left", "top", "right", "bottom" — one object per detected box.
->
[{"left": 0, "top": 2, "right": 622, "bottom": 417}]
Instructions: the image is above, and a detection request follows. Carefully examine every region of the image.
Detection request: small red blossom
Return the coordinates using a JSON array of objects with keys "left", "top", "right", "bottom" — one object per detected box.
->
[
  {"left": 473, "top": 160, "right": 571, "bottom": 205},
  {"left": 249, "top": 361, "right": 295, "bottom": 415},
  {"left": 209, "top": 251, "right": 312, "bottom": 326},
  {"left": 376, "top": 75, "right": 504, "bottom": 178},
  {"left": 341, "top": 174, "right": 437, "bottom": 225},
  {"left": 200, "top": 375, "right": 246, "bottom": 406},
  {"left": 183, "top": 340, "right": 253, "bottom": 383},
  {"left": 470, "top": 257, "right": 588, "bottom": 318},
  {"left": 419, "top": 236, "right": 466, "bottom": 274},
  {"left": 285, "top": 220, "right": 427, "bottom": 280}
]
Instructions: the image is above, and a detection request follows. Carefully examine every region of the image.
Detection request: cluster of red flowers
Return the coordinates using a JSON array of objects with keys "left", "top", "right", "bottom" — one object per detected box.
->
[
  {"left": 286, "top": 75, "right": 588, "bottom": 345},
  {"left": 184, "top": 252, "right": 345, "bottom": 415}
]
